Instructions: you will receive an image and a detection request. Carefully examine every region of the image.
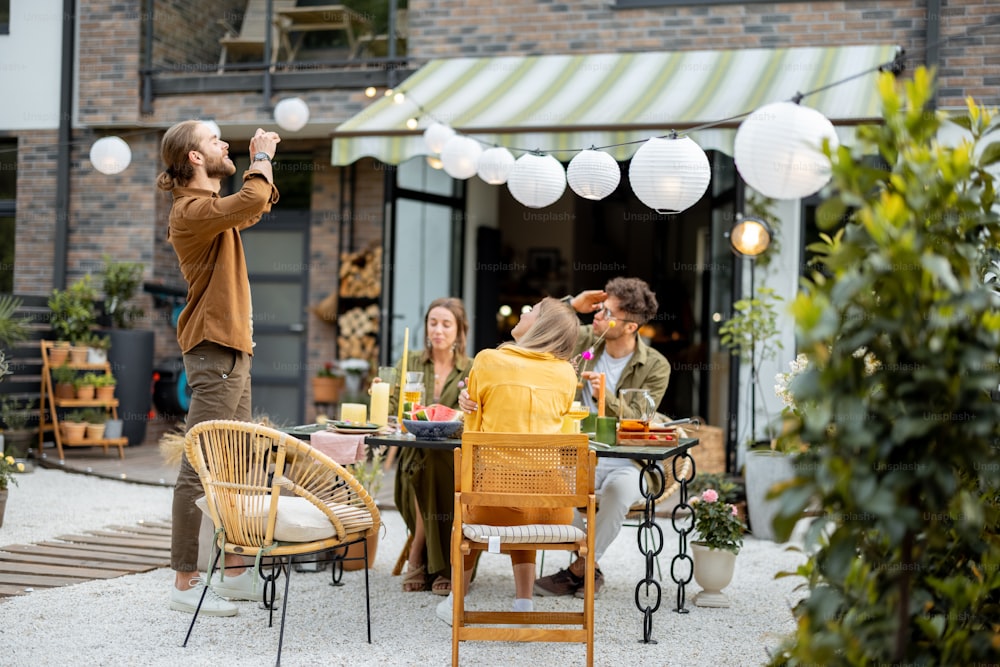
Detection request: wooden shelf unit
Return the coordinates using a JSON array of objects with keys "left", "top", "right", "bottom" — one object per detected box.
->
[{"left": 38, "top": 340, "right": 127, "bottom": 460}]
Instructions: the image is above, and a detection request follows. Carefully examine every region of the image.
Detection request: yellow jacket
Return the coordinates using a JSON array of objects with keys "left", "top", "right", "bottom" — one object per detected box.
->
[{"left": 465, "top": 346, "right": 577, "bottom": 434}]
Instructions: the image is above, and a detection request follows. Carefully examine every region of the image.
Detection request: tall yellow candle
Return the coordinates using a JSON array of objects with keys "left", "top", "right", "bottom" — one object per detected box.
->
[
  {"left": 370, "top": 382, "right": 390, "bottom": 426},
  {"left": 396, "top": 326, "right": 409, "bottom": 423},
  {"left": 597, "top": 372, "right": 606, "bottom": 417}
]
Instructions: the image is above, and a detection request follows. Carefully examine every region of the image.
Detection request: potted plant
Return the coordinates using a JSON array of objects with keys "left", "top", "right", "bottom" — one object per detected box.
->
[
  {"left": 1, "top": 396, "right": 36, "bottom": 461},
  {"left": 60, "top": 409, "right": 88, "bottom": 441},
  {"left": 92, "top": 372, "right": 117, "bottom": 401},
  {"left": 48, "top": 275, "right": 99, "bottom": 349},
  {"left": 689, "top": 488, "right": 745, "bottom": 608},
  {"left": 0, "top": 451, "right": 25, "bottom": 527},
  {"left": 81, "top": 408, "right": 106, "bottom": 440},
  {"left": 75, "top": 373, "right": 99, "bottom": 400},
  {"left": 336, "top": 444, "right": 385, "bottom": 571},
  {"left": 52, "top": 364, "right": 77, "bottom": 399},
  {"left": 100, "top": 257, "right": 153, "bottom": 446},
  {"left": 313, "top": 361, "right": 346, "bottom": 404},
  {"left": 83, "top": 332, "right": 111, "bottom": 364}
]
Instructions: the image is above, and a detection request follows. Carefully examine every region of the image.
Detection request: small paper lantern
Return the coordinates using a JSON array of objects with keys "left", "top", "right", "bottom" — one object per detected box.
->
[
  {"left": 477, "top": 146, "right": 516, "bottom": 185},
  {"left": 440, "top": 136, "right": 483, "bottom": 180},
  {"left": 567, "top": 149, "right": 621, "bottom": 200},
  {"left": 628, "top": 136, "right": 710, "bottom": 214},
  {"left": 199, "top": 119, "right": 222, "bottom": 139},
  {"left": 733, "top": 101, "right": 839, "bottom": 200},
  {"left": 273, "top": 97, "right": 310, "bottom": 132},
  {"left": 507, "top": 153, "right": 566, "bottom": 209},
  {"left": 89, "top": 137, "right": 132, "bottom": 175},
  {"left": 423, "top": 122, "right": 455, "bottom": 154}
]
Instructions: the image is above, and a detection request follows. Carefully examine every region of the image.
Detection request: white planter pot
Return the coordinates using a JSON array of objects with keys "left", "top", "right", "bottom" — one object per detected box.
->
[
  {"left": 87, "top": 347, "right": 108, "bottom": 364},
  {"left": 692, "top": 542, "right": 737, "bottom": 608},
  {"left": 745, "top": 450, "right": 795, "bottom": 542}
]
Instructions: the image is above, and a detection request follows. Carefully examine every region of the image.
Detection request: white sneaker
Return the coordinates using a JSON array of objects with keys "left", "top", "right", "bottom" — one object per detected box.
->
[
  {"left": 170, "top": 577, "right": 238, "bottom": 616},
  {"left": 436, "top": 593, "right": 454, "bottom": 626},
  {"left": 212, "top": 567, "right": 280, "bottom": 602}
]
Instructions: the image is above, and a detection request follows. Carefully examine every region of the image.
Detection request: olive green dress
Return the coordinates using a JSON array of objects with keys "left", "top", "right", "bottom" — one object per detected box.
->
[{"left": 389, "top": 353, "right": 472, "bottom": 582}]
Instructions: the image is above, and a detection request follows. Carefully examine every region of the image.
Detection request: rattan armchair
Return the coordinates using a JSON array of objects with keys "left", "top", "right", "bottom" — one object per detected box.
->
[
  {"left": 450, "top": 431, "right": 596, "bottom": 667},
  {"left": 182, "top": 419, "right": 380, "bottom": 664}
]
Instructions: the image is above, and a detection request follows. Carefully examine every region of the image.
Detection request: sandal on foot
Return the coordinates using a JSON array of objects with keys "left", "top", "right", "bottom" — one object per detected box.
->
[
  {"left": 402, "top": 563, "right": 426, "bottom": 592},
  {"left": 431, "top": 575, "right": 451, "bottom": 596}
]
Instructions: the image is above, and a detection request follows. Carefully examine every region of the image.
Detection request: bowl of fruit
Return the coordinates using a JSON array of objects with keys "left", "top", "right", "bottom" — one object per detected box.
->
[{"left": 402, "top": 403, "right": 464, "bottom": 441}]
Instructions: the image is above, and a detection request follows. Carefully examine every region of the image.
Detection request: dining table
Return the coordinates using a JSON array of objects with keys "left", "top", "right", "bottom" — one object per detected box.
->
[{"left": 362, "top": 429, "right": 700, "bottom": 645}]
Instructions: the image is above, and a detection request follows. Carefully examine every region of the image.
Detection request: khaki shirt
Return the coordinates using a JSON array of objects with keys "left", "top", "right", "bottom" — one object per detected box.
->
[
  {"left": 575, "top": 324, "right": 671, "bottom": 417},
  {"left": 168, "top": 171, "right": 279, "bottom": 355}
]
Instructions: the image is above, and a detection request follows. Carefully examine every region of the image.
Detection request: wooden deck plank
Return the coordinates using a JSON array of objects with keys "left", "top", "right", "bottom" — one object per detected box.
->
[
  {"left": 0, "top": 584, "right": 30, "bottom": 596},
  {"left": 105, "top": 524, "right": 172, "bottom": 537},
  {"left": 55, "top": 533, "right": 171, "bottom": 550},
  {"left": 1, "top": 544, "right": 168, "bottom": 566},
  {"left": 16, "top": 542, "right": 170, "bottom": 564},
  {"left": 0, "top": 550, "right": 154, "bottom": 572},
  {"left": 0, "top": 561, "right": 131, "bottom": 579},
  {"left": 0, "top": 572, "right": 90, "bottom": 587}
]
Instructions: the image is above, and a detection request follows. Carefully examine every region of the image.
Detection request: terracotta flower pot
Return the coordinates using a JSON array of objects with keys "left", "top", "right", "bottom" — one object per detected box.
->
[
  {"left": 55, "top": 383, "right": 76, "bottom": 400},
  {"left": 69, "top": 346, "right": 90, "bottom": 365},
  {"left": 76, "top": 385, "right": 96, "bottom": 400},
  {"left": 692, "top": 541, "right": 737, "bottom": 608},
  {"left": 95, "top": 386, "right": 116, "bottom": 401},
  {"left": 85, "top": 423, "right": 106, "bottom": 440},
  {"left": 61, "top": 422, "right": 87, "bottom": 442},
  {"left": 312, "top": 376, "right": 345, "bottom": 404},
  {"left": 49, "top": 347, "right": 70, "bottom": 365},
  {"left": 334, "top": 533, "right": 378, "bottom": 571}
]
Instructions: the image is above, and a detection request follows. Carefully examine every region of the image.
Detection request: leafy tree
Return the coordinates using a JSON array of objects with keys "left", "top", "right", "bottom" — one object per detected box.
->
[{"left": 769, "top": 67, "right": 1000, "bottom": 665}]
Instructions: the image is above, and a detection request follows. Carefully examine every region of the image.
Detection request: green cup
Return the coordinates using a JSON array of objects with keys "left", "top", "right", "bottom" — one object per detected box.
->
[
  {"left": 580, "top": 413, "right": 597, "bottom": 434},
  {"left": 595, "top": 416, "right": 617, "bottom": 446}
]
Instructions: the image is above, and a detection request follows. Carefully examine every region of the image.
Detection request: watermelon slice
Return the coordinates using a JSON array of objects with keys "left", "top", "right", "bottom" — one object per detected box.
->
[{"left": 424, "top": 404, "right": 462, "bottom": 422}]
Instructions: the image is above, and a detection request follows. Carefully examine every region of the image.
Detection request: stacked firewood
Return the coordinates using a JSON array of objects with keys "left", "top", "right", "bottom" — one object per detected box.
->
[
  {"left": 337, "top": 303, "right": 380, "bottom": 361},
  {"left": 339, "top": 246, "right": 382, "bottom": 298}
]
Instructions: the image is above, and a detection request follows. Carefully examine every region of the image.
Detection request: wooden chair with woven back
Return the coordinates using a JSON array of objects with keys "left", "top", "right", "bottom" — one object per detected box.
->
[
  {"left": 450, "top": 431, "right": 597, "bottom": 667},
  {"left": 182, "top": 419, "right": 381, "bottom": 665}
]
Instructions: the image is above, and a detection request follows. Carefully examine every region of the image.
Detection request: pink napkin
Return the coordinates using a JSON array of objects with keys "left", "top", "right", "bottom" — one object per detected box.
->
[{"left": 310, "top": 430, "right": 366, "bottom": 465}]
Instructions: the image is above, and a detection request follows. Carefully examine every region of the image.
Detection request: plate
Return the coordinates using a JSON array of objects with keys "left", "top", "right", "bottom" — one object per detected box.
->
[
  {"left": 330, "top": 421, "right": 381, "bottom": 434},
  {"left": 283, "top": 423, "right": 328, "bottom": 436}
]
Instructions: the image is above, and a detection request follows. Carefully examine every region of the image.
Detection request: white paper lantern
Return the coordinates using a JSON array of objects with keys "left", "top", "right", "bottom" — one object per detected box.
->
[
  {"left": 423, "top": 122, "right": 455, "bottom": 154},
  {"left": 567, "top": 149, "right": 621, "bottom": 200},
  {"left": 734, "top": 101, "right": 839, "bottom": 200},
  {"left": 507, "top": 153, "right": 566, "bottom": 209},
  {"left": 89, "top": 137, "right": 132, "bottom": 175},
  {"left": 477, "top": 146, "right": 516, "bottom": 184},
  {"left": 628, "top": 136, "right": 711, "bottom": 214},
  {"left": 440, "top": 136, "right": 483, "bottom": 180},
  {"left": 273, "top": 97, "right": 310, "bottom": 132},
  {"left": 199, "top": 119, "right": 222, "bottom": 139}
]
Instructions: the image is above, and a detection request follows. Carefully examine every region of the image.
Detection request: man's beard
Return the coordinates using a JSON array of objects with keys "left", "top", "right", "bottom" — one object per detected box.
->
[{"left": 205, "top": 154, "right": 236, "bottom": 179}]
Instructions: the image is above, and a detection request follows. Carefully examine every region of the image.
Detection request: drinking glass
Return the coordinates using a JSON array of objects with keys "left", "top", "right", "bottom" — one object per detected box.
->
[{"left": 618, "top": 388, "right": 656, "bottom": 432}]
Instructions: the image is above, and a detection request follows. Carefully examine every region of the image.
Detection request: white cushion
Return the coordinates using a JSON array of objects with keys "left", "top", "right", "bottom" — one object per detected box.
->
[
  {"left": 462, "top": 523, "right": 585, "bottom": 544},
  {"left": 195, "top": 495, "right": 373, "bottom": 543}
]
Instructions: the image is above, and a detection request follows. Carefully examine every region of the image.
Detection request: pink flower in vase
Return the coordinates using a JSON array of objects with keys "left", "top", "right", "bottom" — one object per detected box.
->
[{"left": 701, "top": 489, "right": 719, "bottom": 503}]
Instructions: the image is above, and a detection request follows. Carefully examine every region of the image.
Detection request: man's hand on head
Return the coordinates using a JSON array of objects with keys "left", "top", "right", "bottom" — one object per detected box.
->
[{"left": 570, "top": 289, "right": 608, "bottom": 314}]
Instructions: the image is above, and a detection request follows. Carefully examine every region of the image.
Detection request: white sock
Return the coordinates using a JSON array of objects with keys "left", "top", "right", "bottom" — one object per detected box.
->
[{"left": 512, "top": 598, "right": 533, "bottom": 612}]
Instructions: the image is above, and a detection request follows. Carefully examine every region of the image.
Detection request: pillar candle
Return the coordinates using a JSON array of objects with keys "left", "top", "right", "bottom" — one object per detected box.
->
[
  {"left": 340, "top": 403, "right": 367, "bottom": 424},
  {"left": 369, "top": 382, "right": 390, "bottom": 426},
  {"left": 396, "top": 326, "right": 409, "bottom": 423},
  {"left": 597, "top": 372, "right": 606, "bottom": 417}
]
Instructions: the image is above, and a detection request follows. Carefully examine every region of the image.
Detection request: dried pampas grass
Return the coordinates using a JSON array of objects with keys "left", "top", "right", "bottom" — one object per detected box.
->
[{"left": 158, "top": 415, "right": 280, "bottom": 466}]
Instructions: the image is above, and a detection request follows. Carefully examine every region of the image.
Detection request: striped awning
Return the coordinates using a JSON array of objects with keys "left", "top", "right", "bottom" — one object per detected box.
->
[{"left": 331, "top": 45, "right": 900, "bottom": 166}]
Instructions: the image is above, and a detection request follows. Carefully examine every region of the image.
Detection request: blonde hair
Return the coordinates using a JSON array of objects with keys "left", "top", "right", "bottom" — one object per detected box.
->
[
  {"left": 156, "top": 120, "right": 203, "bottom": 191},
  {"left": 506, "top": 297, "right": 579, "bottom": 360},
  {"left": 420, "top": 297, "right": 470, "bottom": 363}
]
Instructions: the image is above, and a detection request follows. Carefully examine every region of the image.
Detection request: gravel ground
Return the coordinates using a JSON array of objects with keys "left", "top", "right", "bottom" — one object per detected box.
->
[{"left": 1, "top": 467, "right": 807, "bottom": 667}]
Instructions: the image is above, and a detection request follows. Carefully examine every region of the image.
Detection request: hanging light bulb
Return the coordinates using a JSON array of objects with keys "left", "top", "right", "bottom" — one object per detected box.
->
[
  {"left": 440, "top": 135, "right": 483, "bottom": 180},
  {"left": 734, "top": 101, "right": 838, "bottom": 200},
  {"left": 405, "top": 117, "right": 419, "bottom": 130},
  {"left": 384, "top": 88, "right": 394, "bottom": 97},
  {"left": 426, "top": 156, "right": 444, "bottom": 170},
  {"left": 273, "top": 97, "right": 310, "bottom": 132},
  {"left": 89, "top": 136, "right": 132, "bottom": 175},
  {"left": 477, "top": 146, "right": 516, "bottom": 185},
  {"left": 567, "top": 149, "right": 620, "bottom": 200},
  {"left": 393, "top": 92, "right": 406, "bottom": 105},
  {"left": 423, "top": 122, "right": 455, "bottom": 154},
  {"left": 507, "top": 153, "right": 566, "bottom": 209},
  {"left": 199, "top": 119, "right": 222, "bottom": 139},
  {"left": 730, "top": 217, "right": 772, "bottom": 257},
  {"left": 365, "top": 86, "right": 378, "bottom": 98},
  {"left": 628, "top": 135, "right": 711, "bottom": 214}
]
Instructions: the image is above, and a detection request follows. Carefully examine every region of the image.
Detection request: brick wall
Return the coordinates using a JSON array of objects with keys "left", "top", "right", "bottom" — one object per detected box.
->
[{"left": 11, "top": 131, "right": 58, "bottom": 295}]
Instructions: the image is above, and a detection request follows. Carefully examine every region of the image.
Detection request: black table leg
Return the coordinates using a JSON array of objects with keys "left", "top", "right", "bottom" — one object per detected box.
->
[
  {"left": 669, "top": 453, "right": 696, "bottom": 615},
  {"left": 634, "top": 458, "right": 666, "bottom": 643}
]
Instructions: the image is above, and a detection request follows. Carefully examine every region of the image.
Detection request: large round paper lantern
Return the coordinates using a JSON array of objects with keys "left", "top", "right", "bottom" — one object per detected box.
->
[
  {"left": 477, "top": 146, "right": 516, "bottom": 185},
  {"left": 423, "top": 122, "right": 455, "bottom": 154},
  {"left": 89, "top": 137, "right": 132, "bottom": 175},
  {"left": 273, "top": 97, "right": 310, "bottom": 132},
  {"left": 507, "top": 153, "right": 566, "bottom": 209},
  {"left": 440, "top": 136, "right": 483, "bottom": 180},
  {"left": 734, "top": 101, "right": 839, "bottom": 200},
  {"left": 567, "top": 149, "right": 620, "bottom": 200},
  {"left": 628, "top": 136, "right": 710, "bottom": 213}
]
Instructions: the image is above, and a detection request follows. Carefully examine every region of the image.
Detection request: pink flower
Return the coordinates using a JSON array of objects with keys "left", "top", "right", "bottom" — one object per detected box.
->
[
  {"left": 581, "top": 349, "right": 594, "bottom": 361},
  {"left": 731, "top": 505, "right": 739, "bottom": 516},
  {"left": 701, "top": 489, "right": 719, "bottom": 503}
]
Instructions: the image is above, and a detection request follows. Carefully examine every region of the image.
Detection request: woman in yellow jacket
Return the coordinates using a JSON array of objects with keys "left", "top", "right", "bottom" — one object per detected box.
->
[{"left": 437, "top": 296, "right": 579, "bottom": 623}]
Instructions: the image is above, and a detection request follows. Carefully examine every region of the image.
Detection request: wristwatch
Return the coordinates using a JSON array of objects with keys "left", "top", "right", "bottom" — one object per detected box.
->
[{"left": 253, "top": 152, "right": 271, "bottom": 162}]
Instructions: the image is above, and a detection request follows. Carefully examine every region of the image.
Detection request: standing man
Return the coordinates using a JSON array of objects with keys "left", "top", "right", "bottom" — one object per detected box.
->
[
  {"left": 158, "top": 120, "right": 280, "bottom": 616},
  {"left": 534, "top": 277, "right": 670, "bottom": 598}
]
